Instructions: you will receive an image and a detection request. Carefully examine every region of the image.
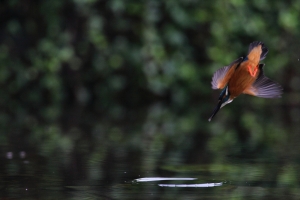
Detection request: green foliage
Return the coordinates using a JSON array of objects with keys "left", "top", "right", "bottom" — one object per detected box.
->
[
  {"left": 1, "top": 0, "right": 298, "bottom": 112},
  {"left": 1, "top": 0, "right": 300, "bottom": 199}
]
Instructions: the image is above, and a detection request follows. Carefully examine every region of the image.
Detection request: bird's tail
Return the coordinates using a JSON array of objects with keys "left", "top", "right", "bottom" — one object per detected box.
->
[{"left": 248, "top": 41, "right": 268, "bottom": 61}]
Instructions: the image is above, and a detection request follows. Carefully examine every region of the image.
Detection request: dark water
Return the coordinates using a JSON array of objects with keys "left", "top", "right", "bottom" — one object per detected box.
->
[{"left": 1, "top": 103, "right": 299, "bottom": 199}]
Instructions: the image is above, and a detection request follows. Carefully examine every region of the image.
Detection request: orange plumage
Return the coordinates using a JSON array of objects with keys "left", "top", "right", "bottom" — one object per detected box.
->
[{"left": 208, "top": 41, "right": 282, "bottom": 121}]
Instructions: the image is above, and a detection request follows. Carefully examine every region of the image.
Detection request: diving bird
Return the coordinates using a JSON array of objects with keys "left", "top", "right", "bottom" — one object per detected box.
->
[{"left": 208, "top": 41, "right": 282, "bottom": 121}]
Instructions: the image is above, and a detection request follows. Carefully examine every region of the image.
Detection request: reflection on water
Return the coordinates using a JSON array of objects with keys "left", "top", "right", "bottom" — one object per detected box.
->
[
  {"left": 0, "top": 103, "right": 299, "bottom": 199},
  {"left": 158, "top": 182, "right": 223, "bottom": 188},
  {"left": 134, "top": 177, "right": 197, "bottom": 182},
  {"left": 134, "top": 177, "right": 222, "bottom": 188}
]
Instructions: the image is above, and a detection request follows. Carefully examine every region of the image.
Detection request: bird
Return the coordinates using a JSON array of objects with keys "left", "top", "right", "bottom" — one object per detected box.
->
[{"left": 208, "top": 41, "right": 283, "bottom": 121}]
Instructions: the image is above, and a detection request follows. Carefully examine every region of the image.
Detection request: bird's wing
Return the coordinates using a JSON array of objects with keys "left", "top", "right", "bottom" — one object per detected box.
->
[
  {"left": 211, "top": 57, "right": 243, "bottom": 89},
  {"left": 243, "top": 64, "right": 283, "bottom": 98}
]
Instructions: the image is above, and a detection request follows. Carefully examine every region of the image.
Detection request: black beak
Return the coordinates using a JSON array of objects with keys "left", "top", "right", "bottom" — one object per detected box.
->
[{"left": 208, "top": 100, "right": 222, "bottom": 122}]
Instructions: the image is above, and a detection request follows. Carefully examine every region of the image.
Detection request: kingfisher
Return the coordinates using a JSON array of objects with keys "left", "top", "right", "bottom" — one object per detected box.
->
[{"left": 208, "top": 41, "right": 283, "bottom": 121}]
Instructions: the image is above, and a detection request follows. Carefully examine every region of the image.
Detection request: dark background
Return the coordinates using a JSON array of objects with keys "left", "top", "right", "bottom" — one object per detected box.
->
[{"left": 0, "top": 0, "right": 300, "bottom": 199}]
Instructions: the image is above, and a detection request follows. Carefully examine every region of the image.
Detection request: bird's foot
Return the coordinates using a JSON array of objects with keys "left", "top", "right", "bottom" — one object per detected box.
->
[{"left": 247, "top": 65, "right": 258, "bottom": 77}]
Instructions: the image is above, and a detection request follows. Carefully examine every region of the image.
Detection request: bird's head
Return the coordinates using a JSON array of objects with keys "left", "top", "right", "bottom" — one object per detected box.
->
[{"left": 208, "top": 86, "right": 233, "bottom": 121}]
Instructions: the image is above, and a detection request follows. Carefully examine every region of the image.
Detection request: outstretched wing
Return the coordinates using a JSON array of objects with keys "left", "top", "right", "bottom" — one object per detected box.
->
[
  {"left": 211, "top": 57, "right": 243, "bottom": 89},
  {"left": 243, "top": 64, "right": 283, "bottom": 98}
]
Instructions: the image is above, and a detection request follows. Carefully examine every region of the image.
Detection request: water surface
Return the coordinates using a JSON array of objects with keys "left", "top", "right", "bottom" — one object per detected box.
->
[{"left": 0, "top": 103, "right": 298, "bottom": 199}]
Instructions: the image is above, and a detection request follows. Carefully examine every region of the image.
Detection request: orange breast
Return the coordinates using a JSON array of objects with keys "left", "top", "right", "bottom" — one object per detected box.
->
[{"left": 228, "top": 62, "right": 258, "bottom": 98}]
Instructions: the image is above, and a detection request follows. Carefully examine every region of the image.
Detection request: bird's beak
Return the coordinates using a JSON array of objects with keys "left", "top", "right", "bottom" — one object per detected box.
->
[{"left": 208, "top": 100, "right": 222, "bottom": 122}]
